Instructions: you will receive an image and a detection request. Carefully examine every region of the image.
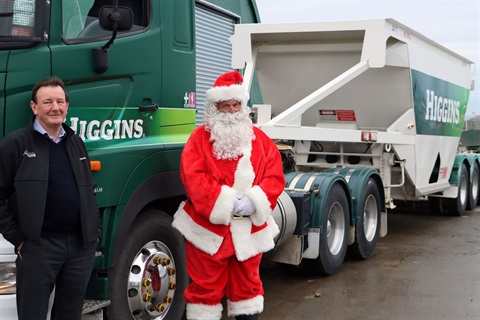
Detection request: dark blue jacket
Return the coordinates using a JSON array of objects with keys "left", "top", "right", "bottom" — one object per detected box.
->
[{"left": 0, "top": 122, "right": 100, "bottom": 248}]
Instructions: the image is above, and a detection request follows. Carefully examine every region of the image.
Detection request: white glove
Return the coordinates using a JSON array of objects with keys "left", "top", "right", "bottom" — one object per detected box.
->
[
  {"left": 233, "top": 196, "right": 242, "bottom": 216},
  {"left": 234, "top": 196, "right": 256, "bottom": 217}
]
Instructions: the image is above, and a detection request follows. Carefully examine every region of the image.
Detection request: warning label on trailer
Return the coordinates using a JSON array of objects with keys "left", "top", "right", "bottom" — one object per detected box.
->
[{"left": 319, "top": 110, "right": 356, "bottom": 121}]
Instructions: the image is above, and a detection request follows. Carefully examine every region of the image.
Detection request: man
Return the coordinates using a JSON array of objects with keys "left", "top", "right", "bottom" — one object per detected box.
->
[
  {"left": 172, "top": 71, "right": 285, "bottom": 320},
  {"left": 0, "top": 76, "right": 100, "bottom": 320}
]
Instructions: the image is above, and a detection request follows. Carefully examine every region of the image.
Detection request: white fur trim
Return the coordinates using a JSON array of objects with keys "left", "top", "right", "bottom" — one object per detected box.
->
[
  {"left": 210, "top": 185, "right": 236, "bottom": 225},
  {"left": 233, "top": 146, "right": 254, "bottom": 194},
  {"left": 227, "top": 295, "right": 263, "bottom": 317},
  {"left": 186, "top": 302, "right": 223, "bottom": 320},
  {"left": 267, "top": 215, "right": 280, "bottom": 239},
  {"left": 206, "top": 84, "right": 247, "bottom": 106},
  {"left": 245, "top": 185, "right": 272, "bottom": 226},
  {"left": 230, "top": 218, "right": 278, "bottom": 261},
  {"left": 172, "top": 203, "right": 223, "bottom": 255}
]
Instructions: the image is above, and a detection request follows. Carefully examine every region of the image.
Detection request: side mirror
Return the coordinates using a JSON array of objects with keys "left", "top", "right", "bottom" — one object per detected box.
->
[
  {"left": 98, "top": 6, "right": 133, "bottom": 32},
  {"left": 92, "top": 6, "right": 134, "bottom": 74}
]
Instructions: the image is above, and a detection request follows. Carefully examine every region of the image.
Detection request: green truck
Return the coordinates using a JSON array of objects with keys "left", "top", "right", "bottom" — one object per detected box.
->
[{"left": 0, "top": 0, "right": 259, "bottom": 319}]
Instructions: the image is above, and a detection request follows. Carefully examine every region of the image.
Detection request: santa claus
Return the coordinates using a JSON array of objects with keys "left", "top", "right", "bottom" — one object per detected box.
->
[{"left": 172, "top": 71, "right": 285, "bottom": 320}]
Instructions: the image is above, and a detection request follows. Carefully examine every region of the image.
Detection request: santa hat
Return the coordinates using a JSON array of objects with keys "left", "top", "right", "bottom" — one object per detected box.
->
[{"left": 205, "top": 71, "right": 249, "bottom": 108}]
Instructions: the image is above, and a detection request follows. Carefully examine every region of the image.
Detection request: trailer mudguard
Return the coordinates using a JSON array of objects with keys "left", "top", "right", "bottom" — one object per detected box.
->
[
  {"left": 285, "top": 171, "right": 352, "bottom": 230},
  {"left": 462, "top": 153, "right": 480, "bottom": 184},
  {"left": 450, "top": 154, "right": 469, "bottom": 185},
  {"left": 323, "top": 167, "right": 385, "bottom": 225}
]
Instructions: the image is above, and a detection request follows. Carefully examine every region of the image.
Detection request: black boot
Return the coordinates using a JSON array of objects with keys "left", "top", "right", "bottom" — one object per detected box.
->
[{"left": 236, "top": 314, "right": 259, "bottom": 320}]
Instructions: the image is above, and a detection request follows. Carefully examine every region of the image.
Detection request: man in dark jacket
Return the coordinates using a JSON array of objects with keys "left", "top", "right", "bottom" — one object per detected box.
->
[{"left": 0, "top": 76, "right": 100, "bottom": 320}]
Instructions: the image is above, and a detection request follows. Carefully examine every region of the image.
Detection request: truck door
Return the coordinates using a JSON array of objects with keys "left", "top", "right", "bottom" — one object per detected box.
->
[{"left": 50, "top": 0, "right": 156, "bottom": 119}]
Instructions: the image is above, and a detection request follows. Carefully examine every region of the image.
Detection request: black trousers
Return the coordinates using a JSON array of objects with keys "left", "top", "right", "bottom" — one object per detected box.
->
[{"left": 15, "top": 236, "right": 96, "bottom": 320}]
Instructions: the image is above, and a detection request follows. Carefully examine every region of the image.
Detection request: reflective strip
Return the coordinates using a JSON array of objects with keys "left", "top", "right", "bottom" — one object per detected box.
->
[
  {"left": 304, "top": 173, "right": 320, "bottom": 190},
  {"left": 288, "top": 173, "right": 304, "bottom": 189},
  {"left": 344, "top": 168, "right": 355, "bottom": 183}
]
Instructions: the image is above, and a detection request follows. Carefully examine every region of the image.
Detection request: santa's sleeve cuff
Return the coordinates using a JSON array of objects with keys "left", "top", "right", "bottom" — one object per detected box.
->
[
  {"left": 209, "top": 185, "right": 236, "bottom": 225},
  {"left": 245, "top": 185, "right": 272, "bottom": 226}
]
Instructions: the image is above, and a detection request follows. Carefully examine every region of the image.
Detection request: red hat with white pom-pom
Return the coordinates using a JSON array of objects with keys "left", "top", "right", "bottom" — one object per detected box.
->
[{"left": 205, "top": 71, "right": 249, "bottom": 108}]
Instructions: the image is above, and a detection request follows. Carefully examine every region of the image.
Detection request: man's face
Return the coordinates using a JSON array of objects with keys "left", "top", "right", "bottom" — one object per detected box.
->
[
  {"left": 30, "top": 85, "right": 69, "bottom": 130},
  {"left": 217, "top": 99, "right": 242, "bottom": 113}
]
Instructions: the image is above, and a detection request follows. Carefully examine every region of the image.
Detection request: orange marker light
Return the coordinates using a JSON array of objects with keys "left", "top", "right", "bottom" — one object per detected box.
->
[{"left": 90, "top": 160, "right": 102, "bottom": 172}]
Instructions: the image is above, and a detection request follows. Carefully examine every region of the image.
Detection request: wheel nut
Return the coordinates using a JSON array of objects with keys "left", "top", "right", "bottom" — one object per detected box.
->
[
  {"left": 168, "top": 268, "right": 175, "bottom": 275},
  {"left": 164, "top": 295, "right": 172, "bottom": 304},
  {"left": 143, "top": 278, "right": 151, "bottom": 287},
  {"left": 169, "top": 282, "right": 176, "bottom": 290},
  {"left": 161, "top": 258, "right": 171, "bottom": 266},
  {"left": 144, "top": 293, "right": 152, "bottom": 302},
  {"left": 156, "top": 303, "right": 165, "bottom": 312}
]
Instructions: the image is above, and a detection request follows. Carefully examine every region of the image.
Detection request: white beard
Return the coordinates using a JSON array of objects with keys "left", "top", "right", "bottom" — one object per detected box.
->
[{"left": 205, "top": 106, "right": 255, "bottom": 160}]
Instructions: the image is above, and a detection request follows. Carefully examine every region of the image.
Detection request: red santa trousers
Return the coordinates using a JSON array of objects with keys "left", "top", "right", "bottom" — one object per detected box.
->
[{"left": 184, "top": 230, "right": 264, "bottom": 319}]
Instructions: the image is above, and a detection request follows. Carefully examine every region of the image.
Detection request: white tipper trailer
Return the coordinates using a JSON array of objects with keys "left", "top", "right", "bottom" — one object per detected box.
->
[{"left": 230, "top": 19, "right": 479, "bottom": 275}]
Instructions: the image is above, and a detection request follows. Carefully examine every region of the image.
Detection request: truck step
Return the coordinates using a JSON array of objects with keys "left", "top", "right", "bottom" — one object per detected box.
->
[{"left": 82, "top": 299, "right": 111, "bottom": 315}]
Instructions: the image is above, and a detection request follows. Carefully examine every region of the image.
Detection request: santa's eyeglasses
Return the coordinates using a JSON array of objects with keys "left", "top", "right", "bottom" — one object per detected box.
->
[{"left": 217, "top": 101, "right": 241, "bottom": 112}]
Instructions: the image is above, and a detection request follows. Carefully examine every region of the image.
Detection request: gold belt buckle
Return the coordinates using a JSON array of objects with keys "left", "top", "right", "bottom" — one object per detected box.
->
[{"left": 231, "top": 214, "right": 243, "bottom": 220}]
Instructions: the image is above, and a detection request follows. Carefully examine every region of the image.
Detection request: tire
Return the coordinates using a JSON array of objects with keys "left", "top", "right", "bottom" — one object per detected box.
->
[
  {"left": 349, "top": 178, "right": 380, "bottom": 260},
  {"left": 312, "top": 183, "right": 349, "bottom": 276},
  {"left": 466, "top": 163, "right": 479, "bottom": 210},
  {"left": 445, "top": 163, "right": 469, "bottom": 216},
  {"left": 106, "top": 211, "right": 188, "bottom": 320}
]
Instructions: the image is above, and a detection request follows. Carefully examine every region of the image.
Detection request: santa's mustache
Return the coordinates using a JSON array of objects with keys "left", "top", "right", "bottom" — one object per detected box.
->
[{"left": 204, "top": 106, "right": 255, "bottom": 160}]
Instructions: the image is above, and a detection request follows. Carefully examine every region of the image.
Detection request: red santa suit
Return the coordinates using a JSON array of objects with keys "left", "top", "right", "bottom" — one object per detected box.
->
[{"left": 172, "top": 70, "right": 285, "bottom": 320}]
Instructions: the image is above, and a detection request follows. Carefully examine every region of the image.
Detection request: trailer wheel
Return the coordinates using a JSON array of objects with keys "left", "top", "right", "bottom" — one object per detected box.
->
[
  {"left": 106, "top": 211, "right": 187, "bottom": 320},
  {"left": 349, "top": 178, "right": 380, "bottom": 260},
  {"left": 313, "top": 183, "right": 349, "bottom": 276},
  {"left": 466, "top": 163, "right": 479, "bottom": 210},
  {"left": 446, "top": 163, "right": 469, "bottom": 216}
]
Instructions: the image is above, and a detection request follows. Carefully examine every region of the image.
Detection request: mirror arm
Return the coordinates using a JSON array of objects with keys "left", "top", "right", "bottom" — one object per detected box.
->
[{"left": 92, "top": 0, "right": 120, "bottom": 74}]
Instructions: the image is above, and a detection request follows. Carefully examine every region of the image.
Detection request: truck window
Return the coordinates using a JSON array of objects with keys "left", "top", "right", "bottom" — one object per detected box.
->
[
  {"left": 62, "top": 0, "right": 149, "bottom": 41},
  {"left": 1, "top": 0, "right": 39, "bottom": 40}
]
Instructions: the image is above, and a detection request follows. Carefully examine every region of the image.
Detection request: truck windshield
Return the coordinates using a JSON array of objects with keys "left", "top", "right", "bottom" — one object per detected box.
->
[{"left": 0, "top": 0, "right": 46, "bottom": 46}]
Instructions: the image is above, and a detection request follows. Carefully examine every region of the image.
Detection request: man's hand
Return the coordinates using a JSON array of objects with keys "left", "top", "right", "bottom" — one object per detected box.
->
[{"left": 234, "top": 196, "right": 255, "bottom": 217}]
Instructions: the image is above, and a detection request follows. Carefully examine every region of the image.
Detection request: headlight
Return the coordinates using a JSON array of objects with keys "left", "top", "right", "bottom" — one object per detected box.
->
[{"left": 0, "top": 262, "right": 16, "bottom": 294}]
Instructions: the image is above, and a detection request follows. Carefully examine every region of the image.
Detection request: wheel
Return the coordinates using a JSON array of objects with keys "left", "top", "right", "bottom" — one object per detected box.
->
[
  {"left": 349, "top": 178, "right": 380, "bottom": 260},
  {"left": 445, "top": 163, "right": 469, "bottom": 216},
  {"left": 311, "top": 183, "right": 349, "bottom": 276},
  {"left": 106, "top": 211, "right": 188, "bottom": 320},
  {"left": 466, "top": 163, "right": 479, "bottom": 210}
]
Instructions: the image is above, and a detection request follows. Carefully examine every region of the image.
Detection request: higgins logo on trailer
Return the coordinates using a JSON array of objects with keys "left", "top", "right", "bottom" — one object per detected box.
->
[
  {"left": 412, "top": 69, "right": 470, "bottom": 137},
  {"left": 69, "top": 117, "right": 144, "bottom": 141},
  {"left": 424, "top": 90, "right": 461, "bottom": 124}
]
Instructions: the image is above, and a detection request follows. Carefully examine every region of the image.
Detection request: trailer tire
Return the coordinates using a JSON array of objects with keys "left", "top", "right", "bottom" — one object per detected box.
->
[
  {"left": 446, "top": 163, "right": 469, "bottom": 216},
  {"left": 349, "top": 178, "right": 380, "bottom": 260},
  {"left": 311, "top": 183, "right": 349, "bottom": 276},
  {"left": 106, "top": 211, "right": 187, "bottom": 320},
  {"left": 466, "top": 163, "right": 479, "bottom": 210}
]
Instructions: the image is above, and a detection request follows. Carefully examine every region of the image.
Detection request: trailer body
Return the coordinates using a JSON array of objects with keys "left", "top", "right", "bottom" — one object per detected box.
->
[{"left": 231, "top": 19, "right": 479, "bottom": 272}]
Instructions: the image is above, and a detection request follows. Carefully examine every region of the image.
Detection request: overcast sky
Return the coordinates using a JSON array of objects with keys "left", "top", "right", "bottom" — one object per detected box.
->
[{"left": 255, "top": 0, "right": 480, "bottom": 118}]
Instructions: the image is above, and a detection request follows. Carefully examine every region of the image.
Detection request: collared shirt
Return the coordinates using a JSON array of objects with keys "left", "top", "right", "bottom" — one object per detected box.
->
[{"left": 33, "top": 119, "right": 66, "bottom": 143}]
